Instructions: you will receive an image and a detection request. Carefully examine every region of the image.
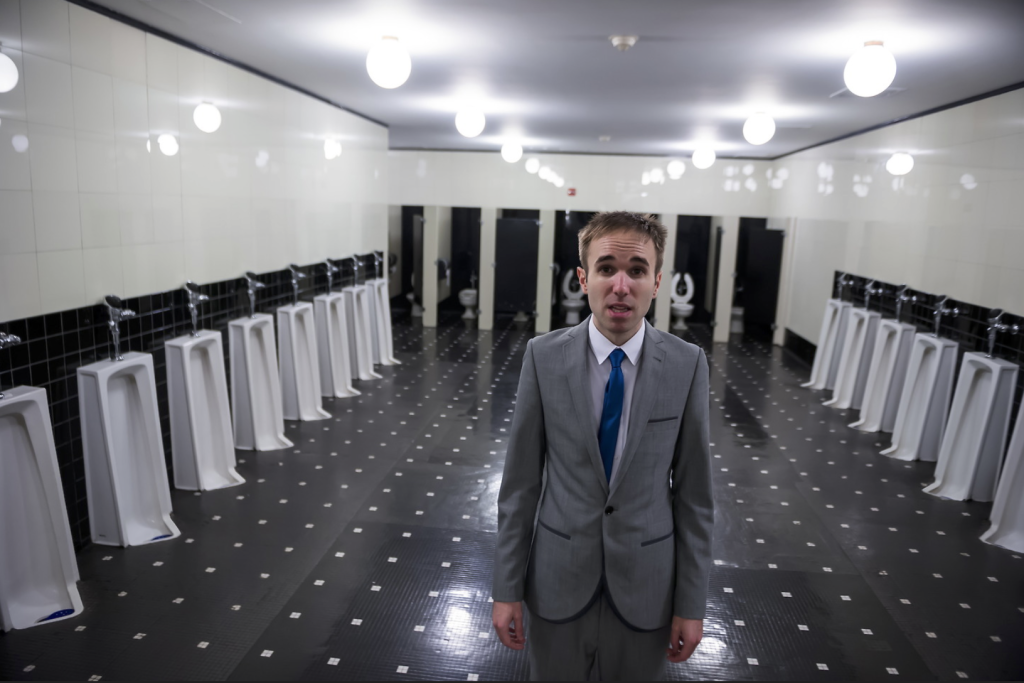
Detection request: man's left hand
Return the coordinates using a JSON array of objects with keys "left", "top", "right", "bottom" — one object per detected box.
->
[{"left": 666, "top": 616, "right": 703, "bottom": 663}]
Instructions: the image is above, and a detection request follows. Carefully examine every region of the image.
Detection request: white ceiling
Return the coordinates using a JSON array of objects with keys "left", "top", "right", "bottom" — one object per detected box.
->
[{"left": 86, "top": 0, "right": 1024, "bottom": 158}]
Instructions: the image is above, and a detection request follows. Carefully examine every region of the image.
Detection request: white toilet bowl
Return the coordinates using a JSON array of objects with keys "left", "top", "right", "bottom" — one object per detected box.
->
[
  {"left": 802, "top": 299, "right": 853, "bottom": 391},
  {"left": 981, "top": 398, "right": 1024, "bottom": 552},
  {"left": 823, "top": 308, "right": 881, "bottom": 411},
  {"left": 849, "top": 319, "right": 916, "bottom": 433},
  {"left": 880, "top": 333, "right": 958, "bottom": 462},
  {"left": 670, "top": 272, "right": 695, "bottom": 331},
  {"left": 561, "top": 270, "right": 587, "bottom": 325},
  {"left": 459, "top": 288, "right": 479, "bottom": 319},
  {"left": 1, "top": 386, "right": 84, "bottom": 630},
  {"left": 314, "top": 292, "right": 361, "bottom": 399},
  {"left": 229, "top": 314, "right": 293, "bottom": 451},
  {"left": 923, "top": 353, "right": 1018, "bottom": 502},
  {"left": 344, "top": 285, "right": 383, "bottom": 381},
  {"left": 278, "top": 303, "right": 331, "bottom": 422},
  {"left": 368, "top": 278, "right": 401, "bottom": 364},
  {"left": 166, "top": 330, "right": 244, "bottom": 491},
  {"left": 78, "top": 352, "right": 180, "bottom": 547}
]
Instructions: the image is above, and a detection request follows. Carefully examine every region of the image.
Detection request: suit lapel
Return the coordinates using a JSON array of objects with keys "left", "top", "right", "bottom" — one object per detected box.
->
[
  {"left": 609, "top": 321, "right": 666, "bottom": 497},
  {"left": 563, "top": 316, "right": 609, "bottom": 495}
]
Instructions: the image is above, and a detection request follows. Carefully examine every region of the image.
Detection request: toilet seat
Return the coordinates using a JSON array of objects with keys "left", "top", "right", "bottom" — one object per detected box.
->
[
  {"left": 671, "top": 273, "right": 695, "bottom": 304},
  {"left": 562, "top": 270, "right": 585, "bottom": 300}
]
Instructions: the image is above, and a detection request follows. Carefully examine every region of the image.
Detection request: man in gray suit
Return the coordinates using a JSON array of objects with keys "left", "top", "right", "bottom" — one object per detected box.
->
[{"left": 491, "top": 211, "right": 713, "bottom": 680}]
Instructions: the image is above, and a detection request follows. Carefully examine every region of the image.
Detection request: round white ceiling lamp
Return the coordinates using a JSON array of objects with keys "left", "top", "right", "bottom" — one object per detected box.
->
[
  {"left": 11, "top": 134, "right": 28, "bottom": 153},
  {"left": 524, "top": 157, "right": 541, "bottom": 174},
  {"left": 844, "top": 41, "right": 896, "bottom": 97},
  {"left": 157, "top": 133, "right": 178, "bottom": 156},
  {"left": 742, "top": 112, "right": 776, "bottom": 145},
  {"left": 554, "top": 177, "right": 565, "bottom": 188},
  {"left": 691, "top": 147, "right": 716, "bottom": 170},
  {"left": 538, "top": 165, "right": 552, "bottom": 181},
  {"left": 641, "top": 171, "right": 651, "bottom": 186},
  {"left": 0, "top": 49, "right": 18, "bottom": 93},
  {"left": 455, "top": 109, "right": 486, "bottom": 138},
  {"left": 500, "top": 141, "right": 523, "bottom": 163},
  {"left": 324, "top": 139, "right": 342, "bottom": 160},
  {"left": 193, "top": 102, "right": 222, "bottom": 133},
  {"left": 885, "top": 152, "right": 914, "bottom": 176},
  {"left": 366, "top": 36, "right": 411, "bottom": 89},
  {"left": 667, "top": 160, "right": 686, "bottom": 179}
]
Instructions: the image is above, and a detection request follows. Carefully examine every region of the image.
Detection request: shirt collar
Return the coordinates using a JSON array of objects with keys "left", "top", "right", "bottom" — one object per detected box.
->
[{"left": 588, "top": 315, "right": 645, "bottom": 366}]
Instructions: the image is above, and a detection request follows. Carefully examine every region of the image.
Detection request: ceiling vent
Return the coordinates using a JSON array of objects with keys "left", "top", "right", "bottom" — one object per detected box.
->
[{"left": 609, "top": 35, "right": 638, "bottom": 51}]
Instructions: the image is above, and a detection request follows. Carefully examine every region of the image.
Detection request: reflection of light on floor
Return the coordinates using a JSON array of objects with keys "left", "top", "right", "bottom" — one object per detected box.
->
[
  {"left": 692, "top": 635, "right": 729, "bottom": 658},
  {"left": 445, "top": 605, "right": 472, "bottom": 632}
]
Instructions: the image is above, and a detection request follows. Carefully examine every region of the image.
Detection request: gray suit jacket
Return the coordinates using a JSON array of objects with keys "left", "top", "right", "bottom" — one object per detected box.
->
[{"left": 492, "top": 317, "right": 713, "bottom": 631}]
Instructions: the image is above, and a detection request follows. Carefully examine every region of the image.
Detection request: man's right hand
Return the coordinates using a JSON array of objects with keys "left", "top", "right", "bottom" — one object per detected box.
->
[{"left": 492, "top": 600, "right": 526, "bottom": 650}]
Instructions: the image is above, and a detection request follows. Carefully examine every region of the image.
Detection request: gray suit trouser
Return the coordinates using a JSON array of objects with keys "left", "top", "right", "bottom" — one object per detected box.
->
[{"left": 526, "top": 592, "right": 670, "bottom": 681}]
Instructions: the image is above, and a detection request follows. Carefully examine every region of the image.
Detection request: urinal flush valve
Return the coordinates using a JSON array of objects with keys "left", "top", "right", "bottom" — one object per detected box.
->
[
  {"left": 323, "top": 259, "right": 339, "bottom": 293},
  {"left": 863, "top": 280, "right": 884, "bottom": 311},
  {"left": 104, "top": 295, "right": 136, "bottom": 362},
  {"left": 288, "top": 264, "right": 307, "bottom": 306},
  {"left": 183, "top": 281, "right": 209, "bottom": 338},
  {"left": 244, "top": 271, "right": 266, "bottom": 319},
  {"left": 0, "top": 331, "right": 22, "bottom": 399},
  {"left": 374, "top": 251, "right": 384, "bottom": 279},
  {"left": 895, "top": 285, "right": 916, "bottom": 323},
  {"left": 931, "top": 295, "right": 959, "bottom": 338},
  {"left": 986, "top": 309, "right": 1020, "bottom": 359},
  {"left": 834, "top": 271, "right": 853, "bottom": 301}
]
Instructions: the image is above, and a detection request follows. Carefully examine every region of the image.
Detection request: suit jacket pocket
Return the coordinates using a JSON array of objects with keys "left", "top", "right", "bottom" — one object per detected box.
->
[
  {"left": 640, "top": 530, "right": 673, "bottom": 547},
  {"left": 645, "top": 416, "right": 680, "bottom": 431},
  {"left": 538, "top": 520, "right": 571, "bottom": 541}
]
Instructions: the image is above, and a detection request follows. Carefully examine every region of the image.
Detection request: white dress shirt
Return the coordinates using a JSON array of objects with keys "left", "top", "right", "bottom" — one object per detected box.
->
[{"left": 588, "top": 316, "right": 645, "bottom": 486}]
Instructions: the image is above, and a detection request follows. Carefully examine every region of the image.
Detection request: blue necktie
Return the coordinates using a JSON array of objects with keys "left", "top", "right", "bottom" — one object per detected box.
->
[{"left": 598, "top": 348, "right": 626, "bottom": 483}]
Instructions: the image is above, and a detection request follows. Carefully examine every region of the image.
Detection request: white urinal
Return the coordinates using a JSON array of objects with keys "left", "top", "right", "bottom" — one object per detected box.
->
[
  {"left": 801, "top": 299, "right": 852, "bottom": 390},
  {"left": 880, "top": 334, "right": 958, "bottom": 462},
  {"left": 78, "top": 353, "right": 180, "bottom": 546},
  {"left": 343, "top": 284, "right": 383, "bottom": 381},
  {"left": 166, "top": 330, "right": 244, "bottom": 491},
  {"left": 981, "top": 399, "right": 1024, "bottom": 552},
  {"left": 278, "top": 303, "right": 331, "bottom": 421},
  {"left": 314, "top": 292, "right": 361, "bottom": 399},
  {"left": 923, "top": 353, "right": 1018, "bottom": 502},
  {"left": 229, "top": 314, "right": 293, "bottom": 451},
  {"left": 823, "top": 309, "right": 880, "bottom": 410},
  {"left": 849, "top": 319, "right": 917, "bottom": 433},
  {"left": 0, "top": 386, "right": 84, "bottom": 631},
  {"left": 368, "top": 278, "right": 401, "bottom": 365}
]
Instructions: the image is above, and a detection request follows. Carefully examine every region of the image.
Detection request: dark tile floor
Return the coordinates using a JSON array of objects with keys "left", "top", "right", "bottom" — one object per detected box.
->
[{"left": 2, "top": 315, "right": 1022, "bottom": 681}]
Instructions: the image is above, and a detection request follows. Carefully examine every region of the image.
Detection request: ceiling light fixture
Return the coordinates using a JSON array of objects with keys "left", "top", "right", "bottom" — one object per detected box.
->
[
  {"left": 366, "top": 36, "right": 411, "bottom": 89},
  {"left": 0, "top": 47, "right": 18, "bottom": 93},
  {"left": 157, "top": 133, "right": 178, "bottom": 156},
  {"left": 609, "top": 35, "right": 638, "bottom": 52},
  {"left": 11, "top": 134, "right": 28, "bottom": 153},
  {"left": 500, "top": 142, "right": 523, "bottom": 163},
  {"left": 324, "top": 139, "right": 342, "bottom": 160},
  {"left": 844, "top": 41, "right": 896, "bottom": 97},
  {"left": 538, "top": 166, "right": 552, "bottom": 181},
  {"left": 455, "top": 109, "right": 485, "bottom": 138},
  {"left": 193, "top": 102, "right": 222, "bottom": 133},
  {"left": 525, "top": 158, "right": 540, "bottom": 174},
  {"left": 667, "top": 160, "right": 686, "bottom": 179},
  {"left": 742, "top": 112, "right": 775, "bottom": 145},
  {"left": 885, "top": 152, "right": 914, "bottom": 176},
  {"left": 691, "top": 147, "right": 716, "bottom": 170}
]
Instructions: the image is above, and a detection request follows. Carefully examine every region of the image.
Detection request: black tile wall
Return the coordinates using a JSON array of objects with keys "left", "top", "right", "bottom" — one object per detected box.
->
[
  {"left": 0, "top": 254, "right": 382, "bottom": 552},
  {"left": 785, "top": 271, "right": 1024, "bottom": 437}
]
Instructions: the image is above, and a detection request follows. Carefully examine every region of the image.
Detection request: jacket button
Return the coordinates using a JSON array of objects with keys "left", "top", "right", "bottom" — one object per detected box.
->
[{"left": 605, "top": 506, "right": 614, "bottom": 515}]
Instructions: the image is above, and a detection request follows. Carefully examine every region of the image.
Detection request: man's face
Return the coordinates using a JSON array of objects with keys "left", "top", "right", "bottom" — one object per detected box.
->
[{"left": 578, "top": 230, "right": 661, "bottom": 339}]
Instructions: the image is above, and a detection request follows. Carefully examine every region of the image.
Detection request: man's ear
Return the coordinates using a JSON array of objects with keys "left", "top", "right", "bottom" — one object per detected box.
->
[
  {"left": 653, "top": 270, "right": 662, "bottom": 297},
  {"left": 577, "top": 266, "right": 588, "bottom": 293}
]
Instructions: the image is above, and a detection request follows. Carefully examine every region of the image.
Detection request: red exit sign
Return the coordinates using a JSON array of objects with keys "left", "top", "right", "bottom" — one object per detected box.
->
[{"left": 567, "top": 187, "right": 576, "bottom": 197}]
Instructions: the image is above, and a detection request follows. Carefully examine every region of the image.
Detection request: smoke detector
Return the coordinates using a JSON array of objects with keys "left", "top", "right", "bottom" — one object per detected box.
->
[{"left": 609, "top": 35, "right": 638, "bottom": 51}]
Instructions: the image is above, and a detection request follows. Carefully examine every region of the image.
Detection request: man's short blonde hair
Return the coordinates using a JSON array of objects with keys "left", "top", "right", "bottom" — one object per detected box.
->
[{"left": 578, "top": 211, "right": 668, "bottom": 274}]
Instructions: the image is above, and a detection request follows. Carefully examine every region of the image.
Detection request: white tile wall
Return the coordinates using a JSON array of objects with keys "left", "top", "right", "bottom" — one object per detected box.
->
[
  {"left": 389, "top": 88, "right": 1024, "bottom": 344},
  {"left": 0, "top": 0, "right": 387, "bottom": 320}
]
